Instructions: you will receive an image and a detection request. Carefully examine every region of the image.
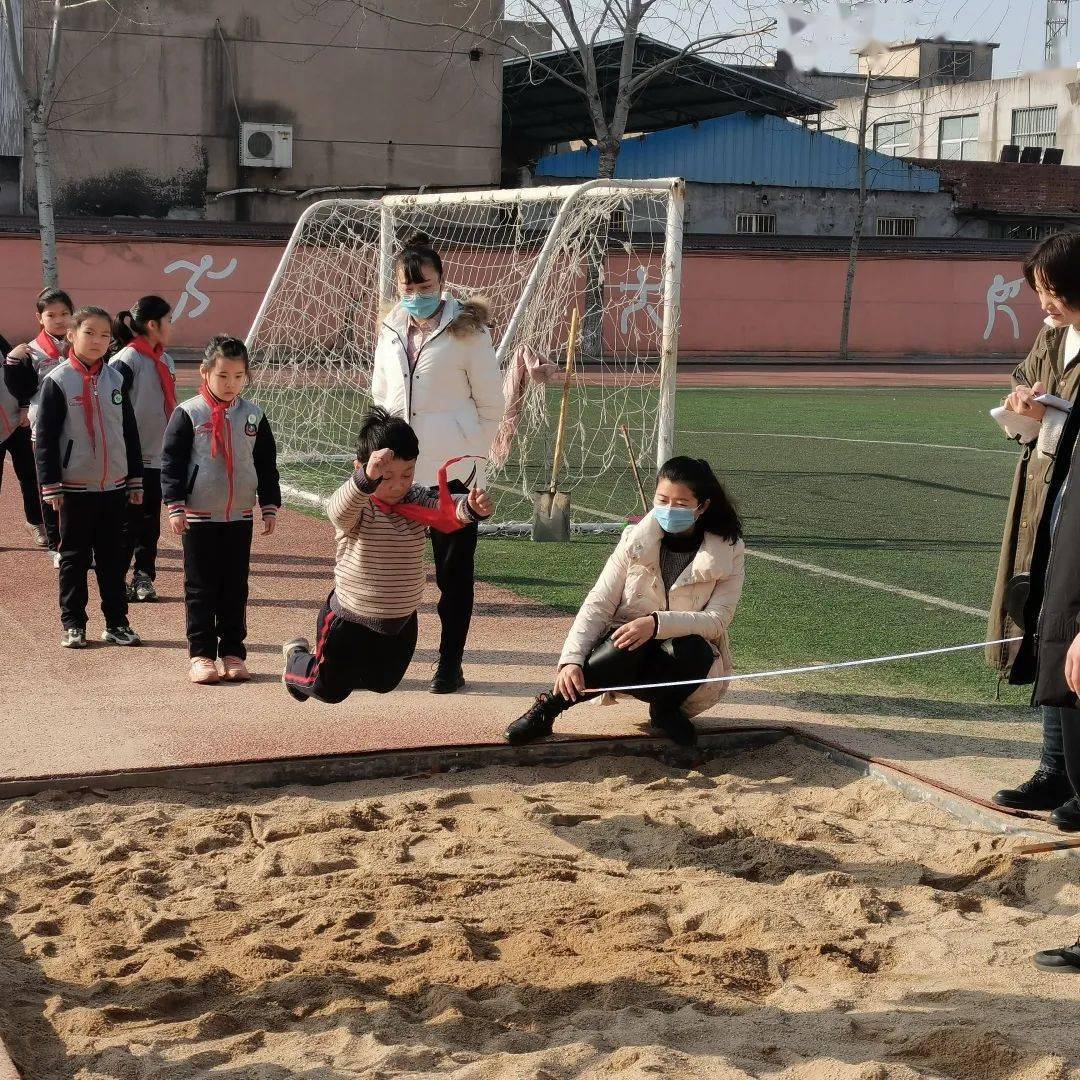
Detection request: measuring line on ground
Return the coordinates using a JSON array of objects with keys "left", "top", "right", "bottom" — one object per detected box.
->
[{"left": 679, "top": 430, "right": 1015, "bottom": 455}]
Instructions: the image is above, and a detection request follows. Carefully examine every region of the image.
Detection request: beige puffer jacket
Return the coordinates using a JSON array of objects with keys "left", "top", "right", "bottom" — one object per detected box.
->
[{"left": 559, "top": 513, "right": 746, "bottom": 716}]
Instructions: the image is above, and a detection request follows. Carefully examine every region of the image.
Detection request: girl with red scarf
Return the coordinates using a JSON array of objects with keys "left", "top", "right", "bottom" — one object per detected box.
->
[
  {"left": 161, "top": 336, "right": 280, "bottom": 685},
  {"left": 282, "top": 407, "right": 492, "bottom": 704},
  {"left": 110, "top": 296, "right": 177, "bottom": 603}
]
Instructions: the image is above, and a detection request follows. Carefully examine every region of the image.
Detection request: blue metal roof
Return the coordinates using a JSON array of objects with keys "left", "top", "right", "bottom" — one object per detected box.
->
[{"left": 535, "top": 112, "right": 940, "bottom": 193}]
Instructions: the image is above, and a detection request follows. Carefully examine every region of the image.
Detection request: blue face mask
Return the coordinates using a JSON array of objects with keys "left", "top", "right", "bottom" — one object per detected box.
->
[
  {"left": 401, "top": 292, "right": 442, "bottom": 320},
  {"left": 653, "top": 504, "right": 699, "bottom": 534}
]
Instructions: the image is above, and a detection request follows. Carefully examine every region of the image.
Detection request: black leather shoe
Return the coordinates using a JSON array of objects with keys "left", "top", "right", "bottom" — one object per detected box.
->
[
  {"left": 1033, "top": 940, "right": 1080, "bottom": 970},
  {"left": 1050, "top": 796, "right": 1080, "bottom": 832},
  {"left": 430, "top": 665, "right": 466, "bottom": 695},
  {"left": 505, "top": 694, "right": 559, "bottom": 745},
  {"left": 649, "top": 704, "right": 698, "bottom": 747},
  {"left": 993, "top": 768, "right": 1075, "bottom": 812}
]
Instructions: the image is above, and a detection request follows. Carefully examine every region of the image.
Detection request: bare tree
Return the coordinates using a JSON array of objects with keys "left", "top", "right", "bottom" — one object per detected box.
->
[
  {"left": 330, "top": 1, "right": 776, "bottom": 179},
  {"left": 2, "top": 0, "right": 63, "bottom": 287}
]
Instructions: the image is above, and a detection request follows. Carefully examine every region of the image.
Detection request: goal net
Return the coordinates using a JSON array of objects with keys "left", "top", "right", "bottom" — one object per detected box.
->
[{"left": 246, "top": 179, "right": 684, "bottom": 528}]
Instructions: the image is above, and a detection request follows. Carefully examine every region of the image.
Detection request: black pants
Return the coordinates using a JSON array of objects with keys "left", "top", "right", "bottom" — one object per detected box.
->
[
  {"left": 555, "top": 633, "right": 716, "bottom": 714},
  {"left": 58, "top": 491, "right": 128, "bottom": 630},
  {"left": 124, "top": 467, "right": 162, "bottom": 579},
  {"left": 284, "top": 597, "right": 418, "bottom": 703},
  {"left": 1040, "top": 706, "right": 1068, "bottom": 776},
  {"left": 182, "top": 521, "right": 253, "bottom": 660},
  {"left": 429, "top": 480, "right": 478, "bottom": 669},
  {"left": 0, "top": 425, "right": 43, "bottom": 527}
]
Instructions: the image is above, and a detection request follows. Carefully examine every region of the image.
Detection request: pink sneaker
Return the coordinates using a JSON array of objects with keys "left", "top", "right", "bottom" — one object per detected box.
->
[
  {"left": 190, "top": 657, "right": 221, "bottom": 685},
  {"left": 221, "top": 656, "right": 251, "bottom": 682}
]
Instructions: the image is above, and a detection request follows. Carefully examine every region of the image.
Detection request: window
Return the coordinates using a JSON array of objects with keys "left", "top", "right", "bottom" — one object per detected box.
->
[
  {"left": 876, "top": 217, "right": 917, "bottom": 238},
  {"left": 873, "top": 119, "right": 912, "bottom": 157},
  {"left": 939, "top": 114, "right": 979, "bottom": 160},
  {"left": 988, "top": 221, "right": 1062, "bottom": 241},
  {"left": 736, "top": 213, "right": 775, "bottom": 234},
  {"left": 1012, "top": 106, "right": 1058, "bottom": 150},
  {"left": 939, "top": 48, "right": 973, "bottom": 81}
]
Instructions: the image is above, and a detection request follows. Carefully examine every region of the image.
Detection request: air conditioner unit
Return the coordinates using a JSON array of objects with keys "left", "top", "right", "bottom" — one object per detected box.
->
[{"left": 240, "top": 122, "right": 292, "bottom": 168}]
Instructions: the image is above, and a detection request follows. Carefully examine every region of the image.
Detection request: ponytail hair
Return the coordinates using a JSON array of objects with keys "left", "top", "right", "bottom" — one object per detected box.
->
[
  {"left": 112, "top": 294, "right": 171, "bottom": 346},
  {"left": 395, "top": 231, "right": 444, "bottom": 285},
  {"left": 657, "top": 456, "right": 743, "bottom": 544}
]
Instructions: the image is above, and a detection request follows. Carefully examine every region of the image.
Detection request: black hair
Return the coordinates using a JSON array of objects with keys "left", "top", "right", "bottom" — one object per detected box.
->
[
  {"left": 112, "top": 294, "right": 172, "bottom": 346},
  {"left": 1023, "top": 231, "right": 1080, "bottom": 309},
  {"left": 72, "top": 305, "right": 112, "bottom": 330},
  {"left": 36, "top": 287, "right": 73, "bottom": 315},
  {"left": 356, "top": 405, "right": 419, "bottom": 463},
  {"left": 394, "top": 231, "right": 443, "bottom": 286},
  {"left": 201, "top": 334, "right": 250, "bottom": 373},
  {"left": 657, "top": 456, "right": 743, "bottom": 544}
]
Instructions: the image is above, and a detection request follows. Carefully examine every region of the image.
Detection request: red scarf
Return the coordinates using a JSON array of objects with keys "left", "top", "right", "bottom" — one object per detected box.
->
[
  {"left": 372, "top": 455, "right": 482, "bottom": 534},
  {"left": 34, "top": 329, "right": 64, "bottom": 361},
  {"left": 198, "top": 383, "right": 234, "bottom": 478},
  {"left": 69, "top": 354, "right": 101, "bottom": 454},
  {"left": 130, "top": 335, "right": 177, "bottom": 420}
]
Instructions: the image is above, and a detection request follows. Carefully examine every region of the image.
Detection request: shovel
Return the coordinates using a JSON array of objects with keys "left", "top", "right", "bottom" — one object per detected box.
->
[
  {"left": 619, "top": 422, "right": 650, "bottom": 523},
  {"left": 532, "top": 307, "right": 579, "bottom": 542}
]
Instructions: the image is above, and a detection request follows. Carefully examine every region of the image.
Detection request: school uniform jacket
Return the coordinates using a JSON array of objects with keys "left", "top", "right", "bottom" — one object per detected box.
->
[
  {"left": 34, "top": 359, "right": 144, "bottom": 497},
  {"left": 3, "top": 333, "right": 68, "bottom": 433},
  {"left": 109, "top": 344, "right": 177, "bottom": 469},
  {"left": 0, "top": 332, "right": 20, "bottom": 443},
  {"left": 161, "top": 394, "right": 281, "bottom": 524}
]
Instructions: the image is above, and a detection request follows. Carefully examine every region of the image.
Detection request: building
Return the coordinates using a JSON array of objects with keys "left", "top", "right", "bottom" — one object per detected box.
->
[{"left": 2, "top": 0, "right": 505, "bottom": 223}]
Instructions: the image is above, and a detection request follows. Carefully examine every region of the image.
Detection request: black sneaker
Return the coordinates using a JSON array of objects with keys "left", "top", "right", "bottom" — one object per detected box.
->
[
  {"left": 505, "top": 693, "right": 560, "bottom": 745},
  {"left": 649, "top": 703, "right": 698, "bottom": 747},
  {"left": 430, "top": 663, "right": 466, "bottom": 695},
  {"left": 1033, "top": 940, "right": 1080, "bottom": 970},
  {"left": 1050, "top": 796, "right": 1080, "bottom": 832},
  {"left": 132, "top": 572, "right": 157, "bottom": 602},
  {"left": 60, "top": 627, "right": 87, "bottom": 649},
  {"left": 993, "top": 768, "right": 1075, "bottom": 812},
  {"left": 102, "top": 625, "right": 141, "bottom": 646}
]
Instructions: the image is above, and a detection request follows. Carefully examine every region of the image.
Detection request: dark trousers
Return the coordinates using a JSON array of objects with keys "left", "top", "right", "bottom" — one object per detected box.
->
[
  {"left": 556, "top": 633, "right": 716, "bottom": 714},
  {"left": 429, "top": 480, "right": 478, "bottom": 669},
  {"left": 124, "top": 467, "right": 162, "bottom": 579},
  {"left": 284, "top": 597, "right": 418, "bottom": 703},
  {"left": 41, "top": 499, "right": 59, "bottom": 551},
  {"left": 1041, "top": 705, "right": 1068, "bottom": 775},
  {"left": 182, "top": 521, "right": 253, "bottom": 660},
  {"left": 0, "top": 425, "right": 43, "bottom": 527},
  {"left": 57, "top": 491, "right": 128, "bottom": 630}
]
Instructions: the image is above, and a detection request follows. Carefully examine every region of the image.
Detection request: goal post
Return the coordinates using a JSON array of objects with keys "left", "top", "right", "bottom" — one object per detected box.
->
[{"left": 247, "top": 178, "right": 685, "bottom": 524}]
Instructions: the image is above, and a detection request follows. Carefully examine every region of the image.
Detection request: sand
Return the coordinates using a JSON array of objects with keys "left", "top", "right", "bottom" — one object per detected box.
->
[{"left": 1, "top": 739, "right": 1080, "bottom": 1080}]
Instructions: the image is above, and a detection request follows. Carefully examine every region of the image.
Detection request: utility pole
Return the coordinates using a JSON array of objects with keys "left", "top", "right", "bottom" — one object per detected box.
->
[{"left": 1046, "top": 0, "right": 1070, "bottom": 67}]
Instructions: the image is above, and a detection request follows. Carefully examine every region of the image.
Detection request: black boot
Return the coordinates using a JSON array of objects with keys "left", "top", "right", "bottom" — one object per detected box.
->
[
  {"left": 505, "top": 693, "right": 563, "bottom": 745},
  {"left": 430, "top": 662, "right": 465, "bottom": 695},
  {"left": 993, "top": 768, "right": 1075, "bottom": 811},
  {"left": 1033, "top": 940, "right": 1080, "bottom": 970},
  {"left": 649, "top": 703, "right": 698, "bottom": 747},
  {"left": 1050, "top": 796, "right": 1080, "bottom": 832}
]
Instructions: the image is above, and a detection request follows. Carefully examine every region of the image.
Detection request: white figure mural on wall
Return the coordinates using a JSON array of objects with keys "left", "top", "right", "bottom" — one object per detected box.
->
[
  {"left": 615, "top": 267, "right": 662, "bottom": 334},
  {"left": 164, "top": 254, "right": 239, "bottom": 319},
  {"left": 984, "top": 274, "right": 1024, "bottom": 341}
]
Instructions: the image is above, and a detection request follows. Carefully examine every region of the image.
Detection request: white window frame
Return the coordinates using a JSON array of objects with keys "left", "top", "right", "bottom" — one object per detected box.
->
[
  {"left": 1011, "top": 106, "right": 1058, "bottom": 150},
  {"left": 873, "top": 119, "right": 912, "bottom": 158},
  {"left": 876, "top": 217, "right": 917, "bottom": 238},
  {"left": 939, "top": 114, "right": 979, "bottom": 160},
  {"left": 736, "top": 212, "right": 776, "bottom": 235}
]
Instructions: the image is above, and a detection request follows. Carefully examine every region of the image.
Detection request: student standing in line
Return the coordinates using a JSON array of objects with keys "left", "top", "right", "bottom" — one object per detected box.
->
[
  {"left": 34, "top": 307, "right": 144, "bottom": 648},
  {"left": 109, "top": 296, "right": 178, "bottom": 603},
  {"left": 4, "top": 287, "right": 74, "bottom": 558},
  {"left": 161, "top": 335, "right": 280, "bottom": 685},
  {"left": 370, "top": 232, "right": 504, "bottom": 695}
]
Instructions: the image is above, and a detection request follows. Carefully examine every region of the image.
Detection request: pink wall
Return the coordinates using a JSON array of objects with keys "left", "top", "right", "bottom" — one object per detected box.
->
[{"left": 0, "top": 235, "right": 1043, "bottom": 358}]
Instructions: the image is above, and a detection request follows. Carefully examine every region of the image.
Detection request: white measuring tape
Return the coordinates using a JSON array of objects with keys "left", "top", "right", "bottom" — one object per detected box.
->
[{"left": 587, "top": 636, "right": 1024, "bottom": 696}]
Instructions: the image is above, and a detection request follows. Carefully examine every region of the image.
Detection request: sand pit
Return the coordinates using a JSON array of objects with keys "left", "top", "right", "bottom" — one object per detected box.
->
[{"left": 1, "top": 739, "right": 1079, "bottom": 1080}]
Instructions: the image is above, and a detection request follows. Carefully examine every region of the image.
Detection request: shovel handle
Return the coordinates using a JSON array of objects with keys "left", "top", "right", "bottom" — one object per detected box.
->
[
  {"left": 549, "top": 307, "right": 579, "bottom": 493},
  {"left": 619, "top": 423, "right": 649, "bottom": 512},
  {"left": 1017, "top": 837, "right": 1080, "bottom": 855}
]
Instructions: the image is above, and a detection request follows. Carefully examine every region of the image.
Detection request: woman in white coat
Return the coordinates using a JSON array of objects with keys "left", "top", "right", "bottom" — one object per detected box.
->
[
  {"left": 371, "top": 233, "right": 505, "bottom": 694},
  {"left": 506, "top": 457, "right": 745, "bottom": 747}
]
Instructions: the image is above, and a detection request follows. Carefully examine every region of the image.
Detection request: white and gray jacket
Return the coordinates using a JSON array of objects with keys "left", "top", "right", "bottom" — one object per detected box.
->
[
  {"left": 161, "top": 393, "right": 281, "bottom": 524},
  {"left": 34, "top": 359, "right": 143, "bottom": 497},
  {"left": 110, "top": 345, "right": 177, "bottom": 469},
  {"left": 2, "top": 333, "right": 67, "bottom": 436}
]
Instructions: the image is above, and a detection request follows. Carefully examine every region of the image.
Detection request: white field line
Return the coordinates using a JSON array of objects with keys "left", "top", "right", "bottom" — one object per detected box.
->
[
  {"left": 680, "top": 430, "right": 1015, "bottom": 455},
  {"left": 286, "top": 483, "right": 990, "bottom": 619}
]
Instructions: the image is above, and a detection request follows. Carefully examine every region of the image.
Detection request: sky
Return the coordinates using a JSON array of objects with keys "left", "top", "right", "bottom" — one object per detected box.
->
[{"left": 767, "top": 0, "right": 1077, "bottom": 77}]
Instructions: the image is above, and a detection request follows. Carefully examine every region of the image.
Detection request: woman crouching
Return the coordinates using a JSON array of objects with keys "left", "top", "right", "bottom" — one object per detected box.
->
[{"left": 506, "top": 457, "right": 745, "bottom": 747}]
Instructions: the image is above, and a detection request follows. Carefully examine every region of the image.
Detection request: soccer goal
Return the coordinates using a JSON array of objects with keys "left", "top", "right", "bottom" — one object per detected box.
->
[{"left": 246, "top": 178, "right": 685, "bottom": 528}]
